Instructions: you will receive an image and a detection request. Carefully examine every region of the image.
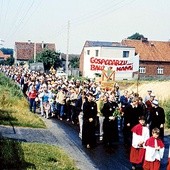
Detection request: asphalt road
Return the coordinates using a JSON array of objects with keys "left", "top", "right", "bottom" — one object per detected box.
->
[{"left": 0, "top": 116, "right": 169, "bottom": 170}]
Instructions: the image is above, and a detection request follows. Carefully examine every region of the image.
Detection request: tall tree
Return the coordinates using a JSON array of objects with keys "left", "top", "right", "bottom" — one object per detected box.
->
[
  {"left": 36, "top": 49, "right": 62, "bottom": 70},
  {"left": 5, "top": 56, "right": 15, "bottom": 66},
  {"left": 69, "top": 57, "right": 79, "bottom": 68},
  {"left": 0, "top": 48, "right": 13, "bottom": 56},
  {"left": 127, "top": 33, "right": 145, "bottom": 40}
]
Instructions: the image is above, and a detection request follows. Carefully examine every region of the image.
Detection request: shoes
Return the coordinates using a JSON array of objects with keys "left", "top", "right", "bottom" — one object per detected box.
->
[
  {"left": 67, "top": 119, "right": 70, "bottom": 121},
  {"left": 131, "top": 166, "right": 136, "bottom": 170},
  {"left": 86, "top": 144, "right": 90, "bottom": 149},
  {"left": 99, "top": 136, "right": 103, "bottom": 141},
  {"left": 60, "top": 118, "right": 63, "bottom": 120}
]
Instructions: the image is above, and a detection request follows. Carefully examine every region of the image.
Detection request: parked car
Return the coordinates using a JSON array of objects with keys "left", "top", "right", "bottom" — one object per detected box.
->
[{"left": 56, "top": 70, "right": 67, "bottom": 77}]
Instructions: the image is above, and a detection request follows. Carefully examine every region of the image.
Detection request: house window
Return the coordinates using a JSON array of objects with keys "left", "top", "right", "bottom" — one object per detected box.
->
[
  {"left": 139, "top": 66, "right": 146, "bottom": 74},
  {"left": 157, "top": 67, "right": 163, "bottom": 75},
  {"left": 95, "top": 50, "right": 99, "bottom": 57},
  {"left": 123, "top": 51, "right": 129, "bottom": 58},
  {"left": 87, "top": 50, "right": 90, "bottom": 55}
]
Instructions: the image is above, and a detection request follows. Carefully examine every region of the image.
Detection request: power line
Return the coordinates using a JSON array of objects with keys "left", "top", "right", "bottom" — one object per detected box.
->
[
  {"left": 72, "top": 0, "right": 127, "bottom": 25},
  {"left": 4, "top": 0, "right": 26, "bottom": 40},
  {"left": 6, "top": 0, "right": 44, "bottom": 41},
  {"left": 0, "top": 0, "right": 4, "bottom": 36},
  {"left": 72, "top": 0, "right": 135, "bottom": 26},
  {"left": 50, "top": 0, "right": 133, "bottom": 42},
  {"left": 5, "top": 0, "right": 36, "bottom": 41},
  {"left": 1, "top": 0, "right": 11, "bottom": 39}
]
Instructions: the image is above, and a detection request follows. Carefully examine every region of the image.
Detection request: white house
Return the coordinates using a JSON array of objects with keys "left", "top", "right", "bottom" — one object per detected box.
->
[{"left": 79, "top": 41, "right": 139, "bottom": 80}]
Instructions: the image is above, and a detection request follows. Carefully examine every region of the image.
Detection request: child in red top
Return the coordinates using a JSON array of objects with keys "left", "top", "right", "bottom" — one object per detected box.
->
[
  {"left": 130, "top": 116, "right": 150, "bottom": 170},
  {"left": 28, "top": 86, "right": 37, "bottom": 113},
  {"left": 143, "top": 128, "right": 164, "bottom": 170}
]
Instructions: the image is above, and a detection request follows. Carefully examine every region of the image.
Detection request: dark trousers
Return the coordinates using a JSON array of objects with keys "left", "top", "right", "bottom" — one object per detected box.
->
[{"left": 29, "top": 98, "right": 36, "bottom": 113}]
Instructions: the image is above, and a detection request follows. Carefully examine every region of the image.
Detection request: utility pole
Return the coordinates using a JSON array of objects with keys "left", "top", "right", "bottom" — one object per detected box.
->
[
  {"left": 66, "top": 21, "right": 70, "bottom": 78},
  {"left": 34, "top": 42, "right": 36, "bottom": 63}
]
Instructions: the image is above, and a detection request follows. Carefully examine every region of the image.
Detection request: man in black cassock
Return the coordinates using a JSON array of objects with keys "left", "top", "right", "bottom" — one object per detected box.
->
[
  {"left": 101, "top": 95, "right": 119, "bottom": 147},
  {"left": 82, "top": 92, "right": 97, "bottom": 148},
  {"left": 149, "top": 99, "right": 165, "bottom": 140},
  {"left": 123, "top": 97, "right": 143, "bottom": 147}
]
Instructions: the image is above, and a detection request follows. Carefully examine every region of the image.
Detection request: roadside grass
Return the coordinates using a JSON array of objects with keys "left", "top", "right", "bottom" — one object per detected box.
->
[
  {"left": 0, "top": 137, "right": 78, "bottom": 170},
  {"left": 161, "top": 99, "right": 170, "bottom": 128},
  {"left": 0, "top": 73, "right": 45, "bottom": 128}
]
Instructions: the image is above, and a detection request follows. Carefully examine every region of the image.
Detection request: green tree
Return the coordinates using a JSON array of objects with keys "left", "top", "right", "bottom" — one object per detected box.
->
[
  {"left": 69, "top": 57, "right": 79, "bottom": 68},
  {"left": 5, "top": 56, "right": 15, "bottom": 66},
  {"left": 36, "top": 49, "right": 62, "bottom": 70},
  {"left": 127, "top": 33, "right": 145, "bottom": 40},
  {"left": 28, "top": 59, "right": 34, "bottom": 64},
  {"left": 0, "top": 48, "right": 13, "bottom": 56}
]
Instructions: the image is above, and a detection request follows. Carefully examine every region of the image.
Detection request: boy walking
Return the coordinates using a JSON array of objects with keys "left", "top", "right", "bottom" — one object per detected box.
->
[
  {"left": 130, "top": 116, "right": 150, "bottom": 170},
  {"left": 143, "top": 128, "right": 164, "bottom": 170}
]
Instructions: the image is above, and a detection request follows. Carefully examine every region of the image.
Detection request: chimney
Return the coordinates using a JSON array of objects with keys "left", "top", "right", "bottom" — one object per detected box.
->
[
  {"left": 141, "top": 37, "right": 148, "bottom": 42},
  {"left": 150, "top": 42, "right": 154, "bottom": 46}
]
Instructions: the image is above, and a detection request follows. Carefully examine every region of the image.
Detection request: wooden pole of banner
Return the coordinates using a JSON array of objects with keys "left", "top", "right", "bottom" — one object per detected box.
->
[{"left": 137, "top": 71, "right": 140, "bottom": 94}]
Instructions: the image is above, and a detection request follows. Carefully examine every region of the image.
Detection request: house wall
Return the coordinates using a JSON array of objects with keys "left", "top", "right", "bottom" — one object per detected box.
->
[
  {"left": 15, "top": 42, "right": 56, "bottom": 61},
  {"left": 79, "top": 50, "right": 84, "bottom": 75},
  {"left": 80, "top": 46, "right": 139, "bottom": 80},
  {"left": 139, "top": 61, "right": 170, "bottom": 79}
]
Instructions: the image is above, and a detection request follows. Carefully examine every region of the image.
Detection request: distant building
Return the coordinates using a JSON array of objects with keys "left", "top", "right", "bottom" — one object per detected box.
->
[
  {"left": 14, "top": 41, "right": 56, "bottom": 63},
  {"left": 59, "top": 53, "right": 79, "bottom": 70},
  {"left": 0, "top": 50, "right": 11, "bottom": 60},
  {"left": 79, "top": 41, "right": 139, "bottom": 80},
  {"left": 60, "top": 53, "right": 80, "bottom": 76},
  {"left": 122, "top": 39, "right": 170, "bottom": 79}
]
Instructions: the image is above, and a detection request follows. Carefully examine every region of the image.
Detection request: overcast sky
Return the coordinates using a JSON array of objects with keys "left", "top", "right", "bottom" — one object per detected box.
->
[{"left": 0, "top": 0, "right": 170, "bottom": 54}]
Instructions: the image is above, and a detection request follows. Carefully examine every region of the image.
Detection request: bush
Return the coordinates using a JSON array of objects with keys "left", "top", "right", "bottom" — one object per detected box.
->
[
  {"left": 0, "top": 73, "right": 23, "bottom": 98},
  {"left": 162, "top": 99, "right": 170, "bottom": 128}
]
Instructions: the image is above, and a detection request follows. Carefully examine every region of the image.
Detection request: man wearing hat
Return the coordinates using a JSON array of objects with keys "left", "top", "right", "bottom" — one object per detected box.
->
[
  {"left": 148, "top": 99, "right": 165, "bottom": 140},
  {"left": 144, "top": 89, "right": 152, "bottom": 103}
]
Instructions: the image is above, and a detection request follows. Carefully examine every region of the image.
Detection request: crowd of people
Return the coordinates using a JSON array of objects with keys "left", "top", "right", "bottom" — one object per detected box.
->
[{"left": 0, "top": 65, "right": 169, "bottom": 170}]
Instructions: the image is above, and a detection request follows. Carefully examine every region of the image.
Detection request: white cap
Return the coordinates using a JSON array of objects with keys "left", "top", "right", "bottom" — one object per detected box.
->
[{"left": 152, "top": 99, "right": 159, "bottom": 106}]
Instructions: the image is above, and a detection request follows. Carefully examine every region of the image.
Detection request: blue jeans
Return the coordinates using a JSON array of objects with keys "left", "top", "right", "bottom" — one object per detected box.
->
[
  {"left": 29, "top": 98, "right": 36, "bottom": 113},
  {"left": 58, "top": 103, "right": 65, "bottom": 118}
]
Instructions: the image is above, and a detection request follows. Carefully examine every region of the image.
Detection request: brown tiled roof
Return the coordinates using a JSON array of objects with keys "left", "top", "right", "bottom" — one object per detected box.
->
[
  {"left": 15, "top": 42, "right": 56, "bottom": 60},
  {"left": 0, "top": 50, "right": 11, "bottom": 60},
  {"left": 122, "top": 39, "right": 170, "bottom": 62}
]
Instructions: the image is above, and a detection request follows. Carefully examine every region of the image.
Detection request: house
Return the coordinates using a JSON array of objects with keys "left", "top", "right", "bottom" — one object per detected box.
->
[
  {"left": 0, "top": 50, "right": 11, "bottom": 60},
  {"left": 79, "top": 41, "right": 139, "bottom": 80},
  {"left": 122, "top": 38, "right": 170, "bottom": 79},
  {"left": 14, "top": 41, "right": 56, "bottom": 63}
]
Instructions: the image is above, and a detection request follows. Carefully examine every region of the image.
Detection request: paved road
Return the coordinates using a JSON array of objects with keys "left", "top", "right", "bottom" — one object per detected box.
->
[{"left": 0, "top": 115, "right": 170, "bottom": 170}]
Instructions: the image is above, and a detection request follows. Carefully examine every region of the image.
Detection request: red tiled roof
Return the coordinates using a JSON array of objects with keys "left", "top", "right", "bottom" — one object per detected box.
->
[
  {"left": 0, "top": 50, "right": 11, "bottom": 60},
  {"left": 15, "top": 42, "right": 56, "bottom": 60},
  {"left": 122, "top": 39, "right": 170, "bottom": 62}
]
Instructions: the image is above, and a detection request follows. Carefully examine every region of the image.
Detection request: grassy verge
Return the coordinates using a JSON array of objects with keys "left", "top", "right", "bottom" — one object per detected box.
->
[
  {"left": 0, "top": 73, "right": 45, "bottom": 128},
  {"left": 161, "top": 99, "right": 170, "bottom": 128},
  {"left": 0, "top": 137, "right": 78, "bottom": 170}
]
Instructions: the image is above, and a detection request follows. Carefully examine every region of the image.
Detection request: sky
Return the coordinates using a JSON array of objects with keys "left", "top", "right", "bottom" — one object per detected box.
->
[{"left": 0, "top": 0, "right": 170, "bottom": 54}]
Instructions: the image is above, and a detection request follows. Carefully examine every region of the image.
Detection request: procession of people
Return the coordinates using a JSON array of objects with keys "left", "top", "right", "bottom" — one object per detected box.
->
[{"left": 0, "top": 65, "right": 169, "bottom": 170}]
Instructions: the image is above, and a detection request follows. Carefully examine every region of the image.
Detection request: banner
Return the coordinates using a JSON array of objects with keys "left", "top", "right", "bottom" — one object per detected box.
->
[{"left": 89, "top": 55, "right": 139, "bottom": 72}]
